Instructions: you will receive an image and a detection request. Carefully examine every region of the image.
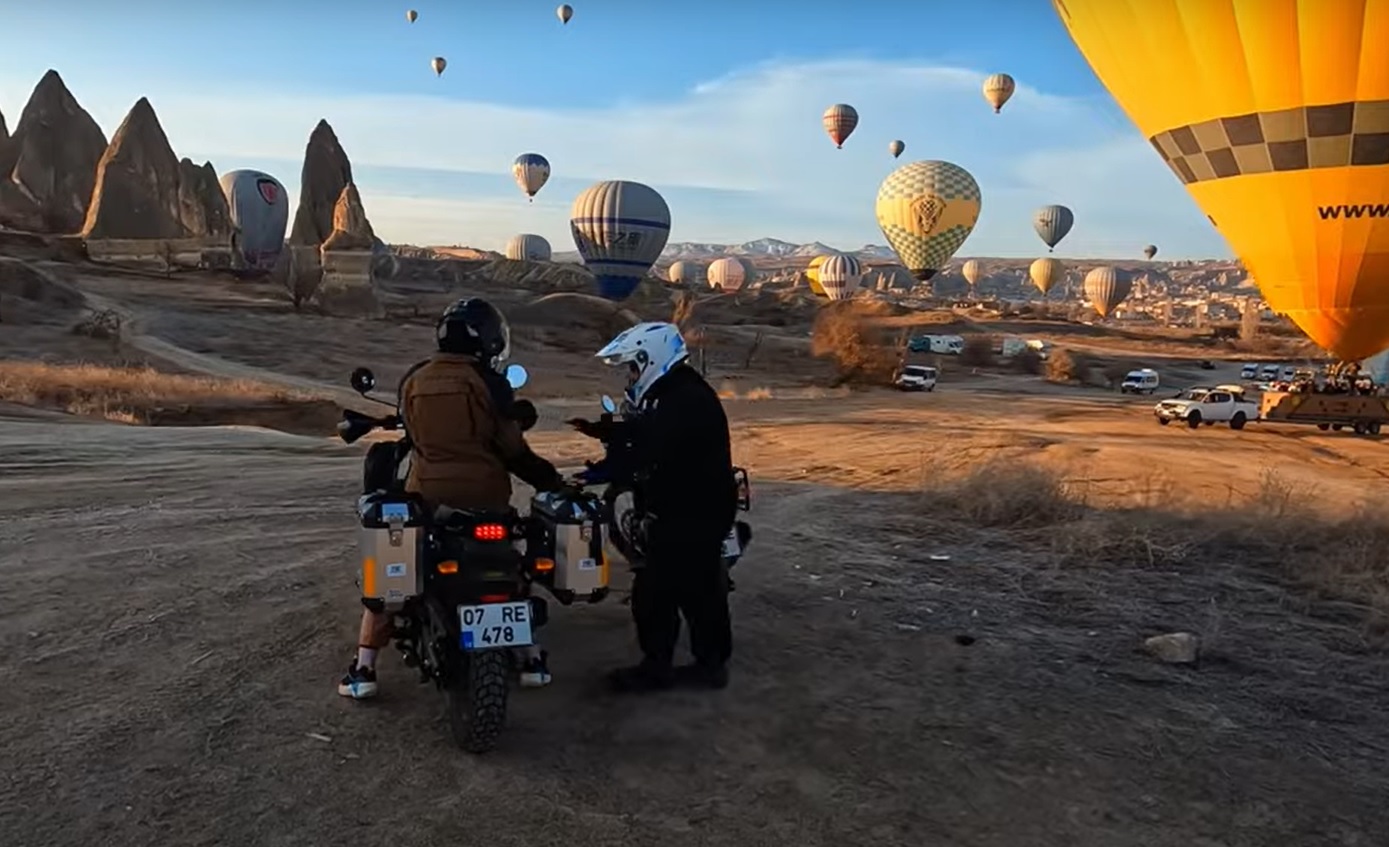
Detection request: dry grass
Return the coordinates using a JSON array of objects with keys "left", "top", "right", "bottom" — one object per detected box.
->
[
  {"left": 919, "top": 459, "right": 1389, "bottom": 623},
  {"left": 810, "top": 300, "right": 902, "bottom": 386},
  {"left": 0, "top": 360, "right": 309, "bottom": 424}
]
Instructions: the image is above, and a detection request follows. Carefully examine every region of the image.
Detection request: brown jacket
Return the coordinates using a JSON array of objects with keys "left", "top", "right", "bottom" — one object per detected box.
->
[{"left": 401, "top": 353, "right": 559, "bottom": 511}]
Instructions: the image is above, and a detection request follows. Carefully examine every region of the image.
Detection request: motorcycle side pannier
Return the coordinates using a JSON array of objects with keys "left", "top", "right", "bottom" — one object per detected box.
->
[
  {"left": 358, "top": 492, "right": 427, "bottom": 613},
  {"left": 528, "top": 492, "right": 609, "bottom": 604}
]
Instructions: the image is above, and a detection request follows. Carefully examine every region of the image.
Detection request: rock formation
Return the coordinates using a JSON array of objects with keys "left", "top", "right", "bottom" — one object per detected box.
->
[
  {"left": 317, "top": 183, "right": 382, "bottom": 316},
  {"left": 81, "top": 97, "right": 231, "bottom": 241},
  {"left": 0, "top": 70, "right": 108, "bottom": 234},
  {"left": 289, "top": 120, "right": 353, "bottom": 246},
  {"left": 0, "top": 109, "right": 8, "bottom": 148}
]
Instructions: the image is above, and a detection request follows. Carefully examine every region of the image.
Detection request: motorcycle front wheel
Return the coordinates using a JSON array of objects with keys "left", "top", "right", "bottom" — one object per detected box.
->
[{"left": 445, "top": 648, "right": 510, "bottom": 753}]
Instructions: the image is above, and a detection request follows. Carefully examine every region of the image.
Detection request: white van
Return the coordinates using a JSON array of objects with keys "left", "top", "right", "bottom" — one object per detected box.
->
[
  {"left": 896, "top": 365, "right": 938, "bottom": 392},
  {"left": 1240, "top": 363, "right": 1259, "bottom": 380},
  {"left": 1260, "top": 364, "right": 1280, "bottom": 380},
  {"left": 1120, "top": 368, "right": 1161, "bottom": 394}
]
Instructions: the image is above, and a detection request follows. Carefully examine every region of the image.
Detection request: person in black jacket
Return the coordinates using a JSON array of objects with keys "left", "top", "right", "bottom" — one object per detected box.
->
[{"left": 568, "top": 322, "right": 738, "bottom": 692}]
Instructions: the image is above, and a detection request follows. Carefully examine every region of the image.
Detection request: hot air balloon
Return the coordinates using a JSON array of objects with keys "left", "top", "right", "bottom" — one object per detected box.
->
[
  {"left": 706, "top": 257, "right": 747, "bottom": 292},
  {"left": 570, "top": 180, "right": 671, "bottom": 301},
  {"left": 219, "top": 170, "right": 289, "bottom": 274},
  {"left": 1029, "top": 257, "right": 1064, "bottom": 296},
  {"left": 1033, "top": 205, "right": 1074, "bottom": 252},
  {"left": 505, "top": 233, "right": 552, "bottom": 262},
  {"left": 511, "top": 153, "right": 550, "bottom": 202},
  {"left": 961, "top": 259, "right": 982, "bottom": 289},
  {"left": 667, "top": 260, "right": 703, "bottom": 287},
  {"left": 1084, "top": 266, "right": 1132, "bottom": 318},
  {"left": 804, "top": 254, "right": 830, "bottom": 296},
  {"left": 875, "top": 160, "right": 982, "bottom": 281},
  {"left": 1143, "top": 244, "right": 1158, "bottom": 260},
  {"left": 406, "top": 9, "right": 417, "bottom": 23},
  {"left": 982, "top": 73, "right": 1016, "bottom": 114},
  {"left": 557, "top": 4, "right": 573, "bottom": 24},
  {"left": 431, "top": 57, "right": 447, "bottom": 76},
  {"left": 818, "top": 254, "right": 862, "bottom": 301},
  {"left": 1054, "top": 0, "right": 1389, "bottom": 361},
  {"left": 822, "top": 104, "right": 858, "bottom": 149},
  {"left": 889, "top": 140, "right": 905, "bottom": 158}
]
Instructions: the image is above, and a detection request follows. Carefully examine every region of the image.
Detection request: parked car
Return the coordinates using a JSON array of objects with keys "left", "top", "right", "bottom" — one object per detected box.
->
[
  {"left": 1120, "top": 368, "right": 1161, "bottom": 394},
  {"left": 895, "top": 364, "right": 938, "bottom": 392}
]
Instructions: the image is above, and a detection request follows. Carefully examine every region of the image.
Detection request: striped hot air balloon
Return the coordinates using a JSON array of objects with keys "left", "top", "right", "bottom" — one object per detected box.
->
[
  {"left": 569, "top": 180, "right": 671, "bottom": 301},
  {"left": 822, "top": 104, "right": 858, "bottom": 149},
  {"left": 982, "top": 73, "right": 1016, "bottom": 113},
  {"left": 504, "top": 233, "right": 551, "bottom": 262},
  {"left": 667, "top": 260, "right": 703, "bottom": 287},
  {"left": 818, "top": 254, "right": 862, "bottom": 301},
  {"left": 512, "top": 153, "right": 551, "bottom": 201},
  {"left": 1084, "top": 266, "right": 1133, "bottom": 318}
]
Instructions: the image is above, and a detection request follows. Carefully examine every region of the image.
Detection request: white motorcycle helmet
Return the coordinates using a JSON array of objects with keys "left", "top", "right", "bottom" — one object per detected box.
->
[{"left": 595, "top": 322, "right": 689, "bottom": 406}]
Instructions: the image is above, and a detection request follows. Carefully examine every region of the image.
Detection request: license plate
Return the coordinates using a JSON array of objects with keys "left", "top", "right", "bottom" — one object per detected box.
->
[
  {"left": 457, "top": 601, "right": 533, "bottom": 650},
  {"left": 721, "top": 528, "right": 741, "bottom": 558}
]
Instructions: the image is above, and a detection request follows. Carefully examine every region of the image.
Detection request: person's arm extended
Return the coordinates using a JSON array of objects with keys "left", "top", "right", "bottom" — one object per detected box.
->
[{"left": 494, "top": 414, "right": 565, "bottom": 492}]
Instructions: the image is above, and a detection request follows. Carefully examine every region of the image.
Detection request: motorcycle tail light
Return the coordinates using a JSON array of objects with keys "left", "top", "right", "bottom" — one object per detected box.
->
[{"left": 473, "top": 523, "right": 508, "bottom": 542}]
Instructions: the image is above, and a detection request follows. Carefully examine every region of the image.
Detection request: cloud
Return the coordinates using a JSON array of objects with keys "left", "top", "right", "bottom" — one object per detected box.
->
[{"left": 0, "top": 59, "right": 1232, "bottom": 259}]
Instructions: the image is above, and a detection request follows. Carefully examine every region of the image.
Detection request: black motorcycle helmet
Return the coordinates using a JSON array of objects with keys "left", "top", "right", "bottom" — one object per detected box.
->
[{"left": 436, "top": 298, "right": 511, "bottom": 369}]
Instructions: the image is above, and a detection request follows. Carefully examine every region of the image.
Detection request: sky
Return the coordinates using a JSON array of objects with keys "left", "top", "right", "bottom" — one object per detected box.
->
[{"left": 0, "top": 0, "right": 1233, "bottom": 260}]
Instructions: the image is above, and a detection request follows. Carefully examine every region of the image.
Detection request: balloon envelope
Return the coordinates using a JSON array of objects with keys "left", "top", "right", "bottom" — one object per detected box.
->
[
  {"left": 819, "top": 254, "right": 862, "bottom": 301},
  {"left": 1084, "top": 266, "right": 1132, "bottom": 318},
  {"left": 1054, "top": 0, "right": 1389, "bottom": 360},
  {"left": 876, "top": 160, "right": 982, "bottom": 281},
  {"left": 822, "top": 104, "right": 858, "bottom": 148},
  {"left": 512, "top": 153, "right": 551, "bottom": 199},
  {"left": 1029, "top": 257, "right": 1064, "bottom": 295},
  {"left": 557, "top": 4, "right": 572, "bottom": 23},
  {"left": 1032, "top": 205, "right": 1074, "bottom": 250},
  {"left": 961, "top": 259, "right": 982, "bottom": 287},
  {"left": 667, "top": 260, "right": 702, "bottom": 286},
  {"left": 1143, "top": 244, "right": 1158, "bottom": 260},
  {"left": 569, "top": 180, "right": 671, "bottom": 301},
  {"left": 406, "top": 9, "right": 417, "bottom": 22},
  {"left": 219, "top": 169, "right": 289, "bottom": 273},
  {"left": 804, "top": 254, "right": 831, "bottom": 295},
  {"left": 431, "top": 57, "right": 446, "bottom": 76},
  {"left": 889, "top": 140, "right": 905, "bottom": 158},
  {"left": 983, "top": 73, "right": 1016, "bottom": 113},
  {"left": 505, "top": 233, "right": 551, "bottom": 262},
  {"left": 706, "top": 257, "right": 747, "bottom": 292}
]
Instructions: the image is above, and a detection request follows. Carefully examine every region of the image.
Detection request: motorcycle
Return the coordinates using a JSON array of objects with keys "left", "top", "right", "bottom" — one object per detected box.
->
[
  {"left": 337, "top": 362, "right": 607, "bottom": 754},
  {"left": 582, "top": 394, "right": 753, "bottom": 584}
]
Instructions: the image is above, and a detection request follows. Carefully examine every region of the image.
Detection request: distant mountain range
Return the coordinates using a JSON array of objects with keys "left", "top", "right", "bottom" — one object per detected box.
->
[{"left": 659, "top": 238, "right": 897, "bottom": 261}]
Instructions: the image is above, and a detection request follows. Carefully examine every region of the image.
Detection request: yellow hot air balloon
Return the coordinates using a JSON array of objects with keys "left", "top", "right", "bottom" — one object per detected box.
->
[
  {"left": 875, "top": 160, "right": 982, "bottom": 281},
  {"left": 804, "top": 254, "right": 831, "bottom": 296},
  {"left": 1029, "top": 257, "right": 1064, "bottom": 296},
  {"left": 430, "top": 57, "right": 447, "bottom": 77},
  {"left": 982, "top": 73, "right": 1016, "bottom": 114},
  {"left": 406, "top": 9, "right": 418, "bottom": 23},
  {"left": 1084, "top": 266, "right": 1133, "bottom": 318},
  {"left": 1053, "top": 0, "right": 1389, "bottom": 361}
]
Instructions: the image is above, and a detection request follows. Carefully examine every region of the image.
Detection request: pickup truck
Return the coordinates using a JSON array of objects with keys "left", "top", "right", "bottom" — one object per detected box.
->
[{"left": 1154, "top": 385, "right": 1259, "bottom": 429}]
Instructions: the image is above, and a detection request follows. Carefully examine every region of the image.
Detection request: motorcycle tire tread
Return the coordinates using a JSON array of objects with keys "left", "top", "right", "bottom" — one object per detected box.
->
[{"left": 447, "top": 650, "right": 510, "bottom": 754}]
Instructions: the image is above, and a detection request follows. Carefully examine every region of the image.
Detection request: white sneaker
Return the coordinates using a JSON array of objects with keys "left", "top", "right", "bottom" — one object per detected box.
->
[
  {"left": 519, "top": 651, "right": 552, "bottom": 688},
  {"left": 337, "top": 663, "right": 379, "bottom": 699}
]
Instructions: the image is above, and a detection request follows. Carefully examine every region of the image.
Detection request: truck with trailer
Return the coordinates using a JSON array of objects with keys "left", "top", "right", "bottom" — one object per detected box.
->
[{"left": 1258, "top": 391, "right": 1389, "bottom": 435}]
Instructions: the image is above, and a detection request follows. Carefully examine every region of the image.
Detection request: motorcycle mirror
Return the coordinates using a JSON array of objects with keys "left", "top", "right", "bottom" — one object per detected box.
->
[
  {"left": 600, "top": 395, "right": 617, "bottom": 414},
  {"left": 505, "top": 363, "right": 529, "bottom": 390},
  {"left": 350, "top": 367, "right": 376, "bottom": 395}
]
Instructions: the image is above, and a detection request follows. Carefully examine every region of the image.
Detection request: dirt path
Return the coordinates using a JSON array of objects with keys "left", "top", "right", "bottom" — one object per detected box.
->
[{"left": 3, "top": 416, "right": 1388, "bottom": 847}]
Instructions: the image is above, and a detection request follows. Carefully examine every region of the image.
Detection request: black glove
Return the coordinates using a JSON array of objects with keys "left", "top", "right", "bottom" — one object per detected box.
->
[{"left": 566, "top": 417, "right": 616, "bottom": 441}]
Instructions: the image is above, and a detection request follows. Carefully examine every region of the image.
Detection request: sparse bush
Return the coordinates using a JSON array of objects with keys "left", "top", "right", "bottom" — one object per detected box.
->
[
  {"left": 810, "top": 301, "right": 899, "bottom": 386},
  {"left": 72, "top": 309, "right": 123, "bottom": 346},
  {"left": 1045, "top": 348, "right": 1089, "bottom": 383},
  {"left": 958, "top": 335, "right": 995, "bottom": 367}
]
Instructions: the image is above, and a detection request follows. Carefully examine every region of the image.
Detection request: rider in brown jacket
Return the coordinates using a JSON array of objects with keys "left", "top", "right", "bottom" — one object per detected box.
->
[{"left": 338, "top": 298, "right": 566, "bottom": 699}]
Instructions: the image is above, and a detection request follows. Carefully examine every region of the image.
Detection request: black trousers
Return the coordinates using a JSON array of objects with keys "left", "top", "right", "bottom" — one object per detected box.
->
[{"left": 630, "top": 543, "right": 732, "bottom": 669}]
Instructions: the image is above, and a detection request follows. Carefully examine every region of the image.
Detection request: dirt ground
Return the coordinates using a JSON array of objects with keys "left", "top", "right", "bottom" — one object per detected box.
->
[{"left": 2, "top": 267, "right": 1388, "bottom": 847}]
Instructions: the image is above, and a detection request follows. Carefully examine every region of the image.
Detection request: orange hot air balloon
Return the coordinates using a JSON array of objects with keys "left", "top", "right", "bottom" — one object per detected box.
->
[{"left": 1053, "top": 0, "right": 1389, "bottom": 361}]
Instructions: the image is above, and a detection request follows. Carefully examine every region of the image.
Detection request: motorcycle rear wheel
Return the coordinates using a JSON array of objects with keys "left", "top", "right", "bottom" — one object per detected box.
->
[{"left": 446, "top": 649, "right": 510, "bottom": 753}]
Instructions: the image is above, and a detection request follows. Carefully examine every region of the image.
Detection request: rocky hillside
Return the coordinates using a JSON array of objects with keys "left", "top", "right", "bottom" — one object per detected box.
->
[{"left": 0, "top": 70, "right": 108, "bottom": 234}]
